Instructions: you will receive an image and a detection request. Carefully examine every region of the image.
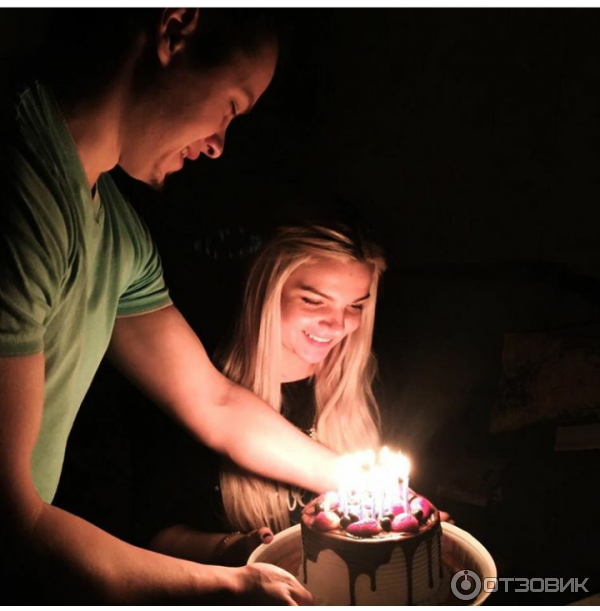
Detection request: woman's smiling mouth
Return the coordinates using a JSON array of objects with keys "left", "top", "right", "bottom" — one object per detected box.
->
[{"left": 303, "top": 331, "right": 332, "bottom": 344}]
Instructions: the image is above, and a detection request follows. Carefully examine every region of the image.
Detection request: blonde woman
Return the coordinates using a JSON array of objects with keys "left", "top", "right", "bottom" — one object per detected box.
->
[{"left": 149, "top": 222, "right": 386, "bottom": 565}]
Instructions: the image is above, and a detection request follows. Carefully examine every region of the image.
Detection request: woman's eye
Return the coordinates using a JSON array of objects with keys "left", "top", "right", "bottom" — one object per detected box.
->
[
  {"left": 350, "top": 304, "right": 364, "bottom": 312},
  {"left": 302, "top": 297, "right": 322, "bottom": 306}
]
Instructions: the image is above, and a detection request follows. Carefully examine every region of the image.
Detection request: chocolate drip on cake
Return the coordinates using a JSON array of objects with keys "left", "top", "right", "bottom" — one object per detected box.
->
[
  {"left": 302, "top": 529, "right": 396, "bottom": 605},
  {"left": 302, "top": 515, "right": 441, "bottom": 605},
  {"left": 438, "top": 527, "right": 444, "bottom": 579},
  {"left": 399, "top": 535, "right": 418, "bottom": 605},
  {"left": 426, "top": 535, "right": 434, "bottom": 588}
]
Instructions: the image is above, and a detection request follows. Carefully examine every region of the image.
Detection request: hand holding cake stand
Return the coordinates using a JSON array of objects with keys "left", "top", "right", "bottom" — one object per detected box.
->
[{"left": 248, "top": 448, "right": 497, "bottom": 606}]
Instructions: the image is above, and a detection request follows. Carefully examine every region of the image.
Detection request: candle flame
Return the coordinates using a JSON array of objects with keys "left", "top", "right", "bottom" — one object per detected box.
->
[{"left": 334, "top": 446, "right": 411, "bottom": 521}]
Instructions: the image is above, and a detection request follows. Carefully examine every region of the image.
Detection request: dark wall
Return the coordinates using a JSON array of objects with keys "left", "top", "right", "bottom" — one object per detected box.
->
[{"left": 135, "top": 9, "right": 600, "bottom": 272}]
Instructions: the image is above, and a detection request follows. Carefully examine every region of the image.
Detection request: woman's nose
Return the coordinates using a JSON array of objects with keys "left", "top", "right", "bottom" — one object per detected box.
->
[{"left": 320, "top": 309, "right": 345, "bottom": 334}]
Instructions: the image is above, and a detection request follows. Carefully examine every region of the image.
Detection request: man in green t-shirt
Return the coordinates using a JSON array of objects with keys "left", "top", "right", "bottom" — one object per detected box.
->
[{"left": 0, "top": 9, "right": 338, "bottom": 604}]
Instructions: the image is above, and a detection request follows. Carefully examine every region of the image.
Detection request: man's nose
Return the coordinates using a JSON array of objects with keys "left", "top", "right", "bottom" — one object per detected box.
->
[{"left": 202, "top": 129, "right": 226, "bottom": 159}]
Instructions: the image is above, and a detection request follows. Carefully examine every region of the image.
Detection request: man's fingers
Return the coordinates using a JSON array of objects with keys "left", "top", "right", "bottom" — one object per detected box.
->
[{"left": 290, "top": 586, "right": 314, "bottom": 606}]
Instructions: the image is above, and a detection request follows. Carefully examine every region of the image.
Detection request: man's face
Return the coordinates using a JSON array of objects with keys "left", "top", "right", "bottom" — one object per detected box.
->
[{"left": 120, "top": 41, "right": 278, "bottom": 188}]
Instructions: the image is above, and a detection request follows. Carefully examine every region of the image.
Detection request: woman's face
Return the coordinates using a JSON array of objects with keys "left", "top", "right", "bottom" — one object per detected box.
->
[{"left": 279, "top": 258, "right": 374, "bottom": 381}]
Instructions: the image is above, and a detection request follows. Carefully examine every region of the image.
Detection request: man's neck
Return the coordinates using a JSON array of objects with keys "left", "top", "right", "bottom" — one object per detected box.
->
[
  {"left": 60, "top": 91, "right": 123, "bottom": 190},
  {"left": 53, "top": 35, "right": 144, "bottom": 191}
]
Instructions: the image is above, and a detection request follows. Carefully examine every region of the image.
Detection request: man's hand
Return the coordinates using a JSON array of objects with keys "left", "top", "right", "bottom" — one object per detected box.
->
[{"left": 235, "top": 563, "right": 313, "bottom": 605}]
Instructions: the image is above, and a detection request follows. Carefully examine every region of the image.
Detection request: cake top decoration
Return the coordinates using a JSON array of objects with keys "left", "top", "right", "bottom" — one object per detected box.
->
[
  {"left": 305, "top": 447, "right": 434, "bottom": 538},
  {"left": 336, "top": 446, "right": 410, "bottom": 519}
]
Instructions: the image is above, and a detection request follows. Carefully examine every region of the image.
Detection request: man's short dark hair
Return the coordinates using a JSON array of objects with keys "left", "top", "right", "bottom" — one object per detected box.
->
[{"left": 42, "top": 8, "right": 280, "bottom": 79}]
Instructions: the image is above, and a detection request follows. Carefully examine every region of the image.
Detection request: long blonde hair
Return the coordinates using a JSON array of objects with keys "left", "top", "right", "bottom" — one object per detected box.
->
[{"left": 220, "top": 223, "right": 387, "bottom": 532}]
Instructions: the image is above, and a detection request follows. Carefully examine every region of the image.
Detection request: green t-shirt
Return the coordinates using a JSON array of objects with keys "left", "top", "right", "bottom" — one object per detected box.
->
[{"left": 0, "top": 82, "right": 172, "bottom": 503}]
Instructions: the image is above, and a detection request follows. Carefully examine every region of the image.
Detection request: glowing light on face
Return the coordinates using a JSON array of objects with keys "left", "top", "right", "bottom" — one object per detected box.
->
[
  {"left": 121, "top": 40, "right": 278, "bottom": 189},
  {"left": 279, "top": 258, "right": 373, "bottom": 380}
]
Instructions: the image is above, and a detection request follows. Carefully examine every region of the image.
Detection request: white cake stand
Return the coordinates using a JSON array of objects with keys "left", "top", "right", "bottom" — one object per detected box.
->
[{"left": 248, "top": 523, "right": 497, "bottom": 606}]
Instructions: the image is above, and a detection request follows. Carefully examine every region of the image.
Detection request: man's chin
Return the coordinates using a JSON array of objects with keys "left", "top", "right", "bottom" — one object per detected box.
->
[
  {"left": 148, "top": 176, "right": 167, "bottom": 191},
  {"left": 141, "top": 169, "right": 168, "bottom": 191},
  {"left": 118, "top": 164, "right": 168, "bottom": 191}
]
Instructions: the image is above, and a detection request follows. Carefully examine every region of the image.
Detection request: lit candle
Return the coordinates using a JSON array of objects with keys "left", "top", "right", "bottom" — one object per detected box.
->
[
  {"left": 399, "top": 454, "right": 410, "bottom": 514},
  {"left": 334, "top": 447, "right": 411, "bottom": 523}
]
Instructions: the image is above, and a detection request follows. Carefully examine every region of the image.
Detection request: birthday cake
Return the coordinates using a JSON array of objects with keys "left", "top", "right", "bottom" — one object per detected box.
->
[{"left": 299, "top": 490, "right": 447, "bottom": 606}]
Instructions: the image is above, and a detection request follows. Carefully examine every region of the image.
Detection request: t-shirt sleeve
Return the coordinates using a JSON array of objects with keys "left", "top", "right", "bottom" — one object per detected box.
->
[
  {"left": 116, "top": 241, "right": 172, "bottom": 317},
  {"left": 0, "top": 155, "right": 67, "bottom": 356},
  {"left": 114, "top": 194, "right": 172, "bottom": 317}
]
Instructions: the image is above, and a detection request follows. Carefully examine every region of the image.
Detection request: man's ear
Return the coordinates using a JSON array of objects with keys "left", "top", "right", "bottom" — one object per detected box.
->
[{"left": 157, "top": 8, "right": 200, "bottom": 67}]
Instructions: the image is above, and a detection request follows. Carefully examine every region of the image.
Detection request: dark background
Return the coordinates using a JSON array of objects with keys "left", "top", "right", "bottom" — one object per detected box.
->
[{"left": 2, "top": 8, "right": 600, "bottom": 604}]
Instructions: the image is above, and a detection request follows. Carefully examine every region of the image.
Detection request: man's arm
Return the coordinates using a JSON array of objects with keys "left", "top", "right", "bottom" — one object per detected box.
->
[
  {"left": 0, "top": 354, "right": 312, "bottom": 604},
  {"left": 107, "top": 305, "right": 339, "bottom": 493}
]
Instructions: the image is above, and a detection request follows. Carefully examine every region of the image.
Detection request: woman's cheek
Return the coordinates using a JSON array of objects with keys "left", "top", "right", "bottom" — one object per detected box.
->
[{"left": 348, "top": 316, "right": 362, "bottom": 335}]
